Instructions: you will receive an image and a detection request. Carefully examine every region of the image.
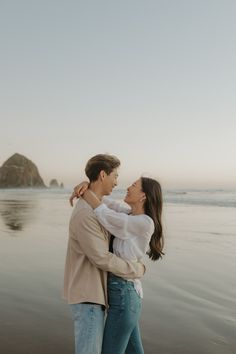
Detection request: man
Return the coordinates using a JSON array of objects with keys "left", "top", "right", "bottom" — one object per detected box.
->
[{"left": 64, "top": 154, "right": 145, "bottom": 354}]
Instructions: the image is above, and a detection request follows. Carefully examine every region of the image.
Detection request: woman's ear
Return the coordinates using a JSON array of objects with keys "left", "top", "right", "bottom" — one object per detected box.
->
[{"left": 139, "top": 194, "right": 146, "bottom": 202}]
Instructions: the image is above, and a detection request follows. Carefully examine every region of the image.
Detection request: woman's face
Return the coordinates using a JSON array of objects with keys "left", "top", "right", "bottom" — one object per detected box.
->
[{"left": 124, "top": 178, "right": 146, "bottom": 205}]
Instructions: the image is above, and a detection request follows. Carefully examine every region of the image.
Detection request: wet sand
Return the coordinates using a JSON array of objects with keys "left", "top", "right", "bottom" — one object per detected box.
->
[{"left": 0, "top": 190, "right": 235, "bottom": 354}]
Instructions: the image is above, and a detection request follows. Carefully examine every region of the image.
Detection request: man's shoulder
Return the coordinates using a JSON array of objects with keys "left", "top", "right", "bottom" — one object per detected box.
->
[
  {"left": 70, "top": 198, "right": 109, "bottom": 237},
  {"left": 72, "top": 198, "right": 93, "bottom": 215},
  {"left": 70, "top": 198, "right": 98, "bottom": 224}
]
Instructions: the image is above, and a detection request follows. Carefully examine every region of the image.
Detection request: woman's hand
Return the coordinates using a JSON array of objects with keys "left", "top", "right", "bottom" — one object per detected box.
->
[{"left": 69, "top": 181, "right": 89, "bottom": 206}]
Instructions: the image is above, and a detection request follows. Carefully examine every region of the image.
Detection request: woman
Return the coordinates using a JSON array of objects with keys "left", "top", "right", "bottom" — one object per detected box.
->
[{"left": 70, "top": 177, "right": 164, "bottom": 354}]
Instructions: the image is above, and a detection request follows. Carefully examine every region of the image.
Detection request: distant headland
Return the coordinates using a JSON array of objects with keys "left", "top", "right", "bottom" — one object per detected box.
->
[{"left": 0, "top": 153, "right": 63, "bottom": 188}]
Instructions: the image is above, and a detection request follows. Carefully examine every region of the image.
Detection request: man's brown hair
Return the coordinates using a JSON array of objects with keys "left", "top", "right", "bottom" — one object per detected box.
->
[{"left": 85, "top": 154, "right": 120, "bottom": 182}]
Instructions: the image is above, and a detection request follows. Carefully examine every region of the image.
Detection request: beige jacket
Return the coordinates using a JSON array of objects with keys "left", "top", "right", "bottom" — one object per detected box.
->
[{"left": 63, "top": 198, "right": 145, "bottom": 308}]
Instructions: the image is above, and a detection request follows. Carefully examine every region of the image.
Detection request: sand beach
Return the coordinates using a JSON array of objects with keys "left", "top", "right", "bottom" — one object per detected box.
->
[{"left": 0, "top": 189, "right": 235, "bottom": 354}]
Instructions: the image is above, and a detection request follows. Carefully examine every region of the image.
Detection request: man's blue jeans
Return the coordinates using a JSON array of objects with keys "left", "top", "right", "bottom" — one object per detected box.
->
[
  {"left": 102, "top": 275, "right": 144, "bottom": 354},
  {"left": 70, "top": 303, "right": 105, "bottom": 354}
]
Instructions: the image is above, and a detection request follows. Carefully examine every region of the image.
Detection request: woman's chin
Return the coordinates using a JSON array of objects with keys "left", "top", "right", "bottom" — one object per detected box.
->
[{"left": 124, "top": 197, "right": 130, "bottom": 204}]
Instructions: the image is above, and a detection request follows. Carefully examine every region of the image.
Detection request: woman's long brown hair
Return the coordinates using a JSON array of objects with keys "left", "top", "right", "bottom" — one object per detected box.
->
[{"left": 141, "top": 177, "right": 164, "bottom": 261}]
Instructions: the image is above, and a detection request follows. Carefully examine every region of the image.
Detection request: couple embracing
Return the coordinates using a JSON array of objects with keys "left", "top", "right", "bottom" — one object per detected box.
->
[{"left": 63, "top": 154, "right": 164, "bottom": 354}]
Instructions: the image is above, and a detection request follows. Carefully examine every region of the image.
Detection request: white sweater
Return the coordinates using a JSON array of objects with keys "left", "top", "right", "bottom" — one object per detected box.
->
[{"left": 94, "top": 197, "right": 154, "bottom": 298}]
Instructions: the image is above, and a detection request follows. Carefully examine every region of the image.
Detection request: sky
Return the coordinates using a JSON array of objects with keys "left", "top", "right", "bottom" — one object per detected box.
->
[{"left": 0, "top": 0, "right": 236, "bottom": 189}]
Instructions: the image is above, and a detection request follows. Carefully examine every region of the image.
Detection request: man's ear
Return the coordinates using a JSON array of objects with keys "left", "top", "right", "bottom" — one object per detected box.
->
[{"left": 99, "top": 170, "right": 106, "bottom": 180}]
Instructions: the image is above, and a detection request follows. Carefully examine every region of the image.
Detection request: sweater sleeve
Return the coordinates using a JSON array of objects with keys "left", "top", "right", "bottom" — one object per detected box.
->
[
  {"left": 102, "top": 196, "right": 131, "bottom": 214},
  {"left": 94, "top": 204, "right": 154, "bottom": 240}
]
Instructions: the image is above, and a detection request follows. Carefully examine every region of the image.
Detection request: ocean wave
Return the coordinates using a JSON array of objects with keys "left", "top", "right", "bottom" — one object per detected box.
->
[{"left": 163, "top": 191, "right": 236, "bottom": 208}]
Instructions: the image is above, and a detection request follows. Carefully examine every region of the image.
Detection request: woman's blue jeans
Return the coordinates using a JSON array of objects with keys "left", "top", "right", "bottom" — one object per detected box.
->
[{"left": 102, "top": 274, "right": 144, "bottom": 354}]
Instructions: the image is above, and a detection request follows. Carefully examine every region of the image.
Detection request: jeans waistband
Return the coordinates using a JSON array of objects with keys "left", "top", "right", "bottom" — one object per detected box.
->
[{"left": 108, "top": 274, "right": 132, "bottom": 284}]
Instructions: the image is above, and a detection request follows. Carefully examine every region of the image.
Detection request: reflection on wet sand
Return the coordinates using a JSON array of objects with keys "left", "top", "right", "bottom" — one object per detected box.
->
[
  {"left": 0, "top": 199, "right": 37, "bottom": 232},
  {"left": 0, "top": 190, "right": 236, "bottom": 354}
]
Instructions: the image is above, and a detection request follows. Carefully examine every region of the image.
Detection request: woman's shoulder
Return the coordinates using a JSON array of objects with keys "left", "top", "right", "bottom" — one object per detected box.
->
[{"left": 135, "top": 214, "right": 155, "bottom": 234}]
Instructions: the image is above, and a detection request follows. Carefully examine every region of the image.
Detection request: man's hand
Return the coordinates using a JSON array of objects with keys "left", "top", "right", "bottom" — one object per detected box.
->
[{"left": 69, "top": 181, "right": 89, "bottom": 206}]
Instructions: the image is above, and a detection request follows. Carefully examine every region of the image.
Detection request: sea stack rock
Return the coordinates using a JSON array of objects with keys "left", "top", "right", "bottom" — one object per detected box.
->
[
  {"left": 0, "top": 153, "right": 46, "bottom": 188},
  {"left": 49, "top": 179, "right": 59, "bottom": 188}
]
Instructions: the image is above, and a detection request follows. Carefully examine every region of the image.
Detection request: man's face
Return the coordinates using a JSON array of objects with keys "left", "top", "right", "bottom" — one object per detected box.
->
[{"left": 102, "top": 168, "right": 118, "bottom": 195}]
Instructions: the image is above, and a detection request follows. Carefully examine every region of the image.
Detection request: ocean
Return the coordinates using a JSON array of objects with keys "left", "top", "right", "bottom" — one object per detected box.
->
[{"left": 0, "top": 188, "right": 235, "bottom": 354}]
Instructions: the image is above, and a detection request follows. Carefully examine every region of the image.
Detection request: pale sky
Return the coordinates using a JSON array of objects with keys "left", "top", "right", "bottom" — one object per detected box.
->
[{"left": 1, "top": 0, "right": 235, "bottom": 189}]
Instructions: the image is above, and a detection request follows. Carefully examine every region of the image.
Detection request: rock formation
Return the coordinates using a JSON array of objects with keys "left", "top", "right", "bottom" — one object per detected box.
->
[
  {"left": 49, "top": 179, "right": 64, "bottom": 188},
  {"left": 0, "top": 153, "right": 46, "bottom": 188},
  {"left": 49, "top": 179, "right": 59, "bottom": 188}
]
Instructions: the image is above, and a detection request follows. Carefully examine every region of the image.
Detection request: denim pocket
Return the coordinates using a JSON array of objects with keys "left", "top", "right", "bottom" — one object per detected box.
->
[
  {"left": 108, "top": 281, "right": 119, "bottom": 286},
  {"left": 128, "top": 288, "right": 142, "bottom": 314},
  {"left": 108, "top": 283, "right": 125, "bottom": 310}
]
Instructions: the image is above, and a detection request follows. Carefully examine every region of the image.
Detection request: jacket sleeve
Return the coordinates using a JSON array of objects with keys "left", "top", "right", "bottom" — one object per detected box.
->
[{"left": 72, "top": 210, "right": 145, "bottom": 279}]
